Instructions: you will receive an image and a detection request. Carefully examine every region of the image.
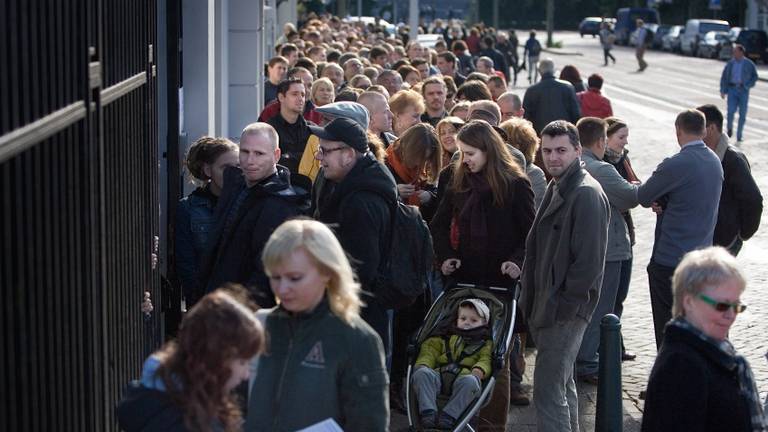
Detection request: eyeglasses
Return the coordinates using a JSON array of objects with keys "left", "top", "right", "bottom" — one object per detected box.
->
[
  {"left": 697, "top": 293, "right": 747, "bottom": 314},
  {"left": 314, "top": 146, "right": 346, "bottom": 159}
]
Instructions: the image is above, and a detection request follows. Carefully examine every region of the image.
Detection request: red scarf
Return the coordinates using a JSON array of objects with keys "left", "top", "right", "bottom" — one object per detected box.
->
[{"left": 386, "top": 146, "right": 423, "bottom": 206}]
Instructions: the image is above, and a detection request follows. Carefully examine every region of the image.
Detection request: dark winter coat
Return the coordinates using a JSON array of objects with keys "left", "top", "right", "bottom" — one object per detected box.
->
[
  {"left": 311, "top": 153, "right": 398, "bottom": 305},
  {"left": 712, "top": 134, "right": 763, "bottom": 248},
  {"left": 641, "top": 324, "right": 752, "bottom": 432},
  {"left": 266, "top": 112, "right": 314, "bottom": 174},
  {"left": 246, "top": 298, "right": 388, "bottom": 432},
  {"left": 522, "top": 73, "right": 581, "bottom": 134},
  {"left": 199, "top": 166, "right": 309, "bottom": 307},
  {"left": 175, "top": 186, "right": 217, "bottom": 306},
  {"left": 430, "top": 173, "right": 535, "bottom": 288},
  {"left": 116, "top": 383, "right": 195, "bottom": 432}
]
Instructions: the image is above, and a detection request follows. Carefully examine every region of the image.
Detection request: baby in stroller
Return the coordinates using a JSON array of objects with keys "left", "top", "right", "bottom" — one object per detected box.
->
[{"left": 412, "top": 298, "right": 492, "bottom": 430}]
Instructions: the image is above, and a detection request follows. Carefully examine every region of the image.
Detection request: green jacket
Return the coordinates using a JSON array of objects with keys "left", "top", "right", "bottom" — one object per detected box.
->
[
  {"left": 245, "top": 298, "right": 389, "bottom": 432},
  {"left": 415, "top": 334, "right": 493, "bottom": 377}
]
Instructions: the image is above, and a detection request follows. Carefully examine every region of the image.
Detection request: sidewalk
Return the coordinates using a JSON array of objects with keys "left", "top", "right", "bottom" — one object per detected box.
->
[{"left": 390, "top": 348, "right": 644, "bottom": 431}]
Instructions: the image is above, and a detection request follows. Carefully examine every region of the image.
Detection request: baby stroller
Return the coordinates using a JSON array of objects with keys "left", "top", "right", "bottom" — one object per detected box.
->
[{"left": 405, "top": 282, "right": 518, "bottom": 432}]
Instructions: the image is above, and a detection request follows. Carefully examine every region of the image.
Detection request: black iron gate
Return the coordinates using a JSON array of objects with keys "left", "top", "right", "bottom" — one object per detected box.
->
[{"left": 1, "top": 1, "right": 162, "bottom": 430}]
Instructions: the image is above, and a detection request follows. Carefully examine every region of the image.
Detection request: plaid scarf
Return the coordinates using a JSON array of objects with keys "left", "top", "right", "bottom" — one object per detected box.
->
[{"left": 669, "top": 318, "right": 767, "bottom": 431}]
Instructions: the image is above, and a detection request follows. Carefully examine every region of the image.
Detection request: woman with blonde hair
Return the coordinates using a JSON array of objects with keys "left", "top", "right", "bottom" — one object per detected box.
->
[
  {"left": 436, "top": 116, "right": 465, "bottom": 167},
  {"left": 499, "top": 117, "right": 547, "bottom": 208},
  {"left": 310, "top": 77, "right": 335, "bottom": 107},
  {"left": 118, "top": 287, "right": 265, "bottom": 432},
  {"left": 389, "top": 89, "right": 426, "bottom": 136},
  {"left": 642, "top": 246, "right": 766, "bottom": 431},
  {"left": 246, "top": 219, "right": 388, "bottom": 432},
  {"left": 430, "top": 120, "right": 535, "bottom": 428}
]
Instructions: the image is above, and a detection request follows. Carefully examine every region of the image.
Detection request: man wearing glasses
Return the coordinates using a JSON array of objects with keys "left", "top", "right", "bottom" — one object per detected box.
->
[
  {"left": 309, "top": 117, "right": 398, "bottom": 356},
  {"left": 637, "top": 109, "right": 724, "bottom": 350}
]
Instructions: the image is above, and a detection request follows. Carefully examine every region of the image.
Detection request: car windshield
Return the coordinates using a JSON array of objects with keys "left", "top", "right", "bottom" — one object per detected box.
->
[{"left": 700, "top": 22, "right": 730, "bottom": 34}]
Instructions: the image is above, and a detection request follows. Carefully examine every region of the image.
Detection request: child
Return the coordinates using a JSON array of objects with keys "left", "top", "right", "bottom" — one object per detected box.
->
[{"left": 413, "top": 298, "right": 493, "bottom": 429}]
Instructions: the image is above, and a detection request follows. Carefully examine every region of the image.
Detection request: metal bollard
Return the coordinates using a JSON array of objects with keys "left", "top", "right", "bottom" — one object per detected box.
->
[{"left": 596, "top": 313, "right": 622, "bottom": 432}]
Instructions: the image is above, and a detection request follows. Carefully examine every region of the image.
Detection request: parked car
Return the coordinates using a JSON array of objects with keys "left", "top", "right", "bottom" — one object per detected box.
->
[
  {"left": 662, "top": 25, "right": 685, "bottom": 52},
  {"left": 579, "top": 17, "right": 603, "bottom": 37},
  {"left": 630, "top": 23, "right": 658, "bottom": 46},
  {"left": 651, "top": 24, "right": 671, "bottom": 49},
  {"left": 680, "top": 19, "right": 730, "bottom": 56},
  {"left": 697, "top": 31, "right": 730, "bottom": 59},
  {"left": 614, "top": 7, "right": 660, "bottom": 45},
  {"left": 722, "top": 29, "right": 768, "bottom": 63}
]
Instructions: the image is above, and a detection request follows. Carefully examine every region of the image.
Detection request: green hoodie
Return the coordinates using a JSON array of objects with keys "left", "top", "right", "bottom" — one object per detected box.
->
[
  {"left": 245, "top": 297, "right": 389, "bottom": 432},
  {"left": 415, "top": 334, "right": 493, "bottom": 378}
]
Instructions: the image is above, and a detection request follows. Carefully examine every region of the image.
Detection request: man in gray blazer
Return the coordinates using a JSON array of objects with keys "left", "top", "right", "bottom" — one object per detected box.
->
[
  {"left": 574, "top": 117, "right": 639, "bottom": 383},
  {"left": 638, "top": 109, "right": 723, "bottom": 349}
]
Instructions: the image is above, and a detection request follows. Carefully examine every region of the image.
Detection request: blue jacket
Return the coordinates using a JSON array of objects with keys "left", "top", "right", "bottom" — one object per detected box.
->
[
  {"left": 637, "top": 141, "right": 723, "bottom": 267},
  {"left": 719, "top": 58, "right": 758, "bottom": 94},
  {"left": 175, "top": 186, "right": 217, "bottom": 306}
]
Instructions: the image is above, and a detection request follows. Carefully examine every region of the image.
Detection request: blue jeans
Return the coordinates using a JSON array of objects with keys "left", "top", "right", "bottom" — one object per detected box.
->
[
  {"left": 576, "top": 261, "right": 621, "bottom": 376},
  {"left": 727, "top": 86, "right": 750, "bottom": 141}
]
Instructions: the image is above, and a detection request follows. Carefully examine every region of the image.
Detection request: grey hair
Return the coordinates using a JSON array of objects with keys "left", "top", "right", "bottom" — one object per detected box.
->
[
  {"left": 240, "top": 122, "right": 279, "bottom": 150},
  {"left": 477, "top": 56, "right": 494, "bottom": 69},
  {"left": 497, "top": 92, "right": 522, "bottom": 110},
  {"left": 538, "top": 58, "right": 554, "bottom": 75},
  {"left": 672, "top": 246, "right": 746, "bottom": 317},
  {"left": 541, "top": 120, "right": 580, "bottom": 149}
]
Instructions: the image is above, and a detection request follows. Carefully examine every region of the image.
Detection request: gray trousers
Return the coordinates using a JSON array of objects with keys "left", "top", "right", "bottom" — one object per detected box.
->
[
  {"left": 530, "top": 318, "right": 589, "bottom": 432},
  {"left": 576, "top": 260, "right": 621, "bottom": 376},
  {"left": 413, "top": 367, "right": 481, "bottom": 419}
]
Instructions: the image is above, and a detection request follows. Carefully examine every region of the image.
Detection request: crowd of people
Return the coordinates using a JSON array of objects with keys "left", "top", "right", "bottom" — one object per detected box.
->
[{"left": 119, "top": 12, "right": 767, "bottom": 432}]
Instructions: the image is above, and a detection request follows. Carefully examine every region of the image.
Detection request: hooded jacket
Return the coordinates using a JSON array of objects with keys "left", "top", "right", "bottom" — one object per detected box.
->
[
  {"left": 199, "top": 165, "right": 309, "bottom": 307},
  {"left": 246, "top": 298, "right": 389, "bottom": 432},
  {"left": 311, "top": 153, "right": 398, "bottom": 303},
  {"left": 520, "top": 160, "right": 610, "bottom": 329}
]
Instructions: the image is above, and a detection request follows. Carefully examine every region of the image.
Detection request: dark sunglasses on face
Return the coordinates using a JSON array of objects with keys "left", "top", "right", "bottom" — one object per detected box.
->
[{"left": 698, "top": 293, "right": 747, "bottom": 314}]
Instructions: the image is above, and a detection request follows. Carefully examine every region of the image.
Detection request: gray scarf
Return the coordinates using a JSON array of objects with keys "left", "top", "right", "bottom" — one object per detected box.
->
[{"left": 669, "top": 318, "right": 767, "bottom": 431}]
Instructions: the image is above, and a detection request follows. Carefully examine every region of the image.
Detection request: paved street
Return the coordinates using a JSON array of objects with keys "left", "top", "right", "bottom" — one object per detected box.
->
[
  {"left": 515, "top": 31, "right": 768, "bottom": 429},
  {"left": 396, "top": 31, "right": 768, "bottom": 431}
]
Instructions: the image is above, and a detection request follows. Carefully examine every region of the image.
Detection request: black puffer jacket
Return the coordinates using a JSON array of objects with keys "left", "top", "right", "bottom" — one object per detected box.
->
[{"left": 199, "top": 166, "right": 309, "bottom": 307}]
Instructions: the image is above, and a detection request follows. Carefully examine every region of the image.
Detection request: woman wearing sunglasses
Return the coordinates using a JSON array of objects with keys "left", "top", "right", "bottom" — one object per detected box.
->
[{"left": 642, "top": 246, "right": 766, "bottom": 432}]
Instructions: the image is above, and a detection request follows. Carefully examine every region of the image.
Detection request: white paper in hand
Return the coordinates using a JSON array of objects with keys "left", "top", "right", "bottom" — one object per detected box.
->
[{"left": 296, "top": 418, "right": 344, "bottom": 432}]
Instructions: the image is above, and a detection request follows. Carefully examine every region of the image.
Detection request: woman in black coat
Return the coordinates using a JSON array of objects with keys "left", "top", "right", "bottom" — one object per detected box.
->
[
  {"left": 641, "top": 247, "right": 766, "bottom": 432},
  {"left": 431, "top": 120, "right": 535, "bottom": 288},
  {"left": 429, "top": 120, "right": 535, "bottom": 429}
]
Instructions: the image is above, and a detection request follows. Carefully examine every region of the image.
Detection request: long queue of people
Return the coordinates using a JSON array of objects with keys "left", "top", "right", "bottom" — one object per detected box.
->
[{"left": 117, "top": 13, "right": 767, "bottom": 432}]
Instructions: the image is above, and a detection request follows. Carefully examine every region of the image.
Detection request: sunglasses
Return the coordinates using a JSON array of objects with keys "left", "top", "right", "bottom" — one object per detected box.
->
[{"left": 697, "top": 294, "right": 747, "bottom": 314}]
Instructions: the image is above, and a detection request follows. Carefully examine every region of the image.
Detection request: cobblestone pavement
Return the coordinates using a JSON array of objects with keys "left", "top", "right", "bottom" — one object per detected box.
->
[{"left": 396, "top": 31, "right": 768, "bottom": 431}]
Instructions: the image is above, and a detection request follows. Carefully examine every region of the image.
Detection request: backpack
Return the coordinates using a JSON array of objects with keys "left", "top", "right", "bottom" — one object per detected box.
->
[
  {"left": 376, "top": 201, "right": 434, "bottom": 310},
  {"left": 528, "top": 39, "right": 541, "bottom": 57}
]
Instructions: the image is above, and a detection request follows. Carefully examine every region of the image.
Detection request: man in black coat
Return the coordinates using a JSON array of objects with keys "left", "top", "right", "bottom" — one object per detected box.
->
[
  {"left": 267, "top": 77, "right": 314, "bottom": 174},
  {"left": 478, "top": 35, "right": 509, "bottom": 83},
  {"left": 698, "top": 104, "right": 763, "bottom": 256},
  {"left": 309, "top": 117, "right": 398, "bottom": 351},
  {"left": 523, "top": 58, "right": 581, "bottom": 135},
  {"left": 199, "top": 123, "right": 309, "bottom": 307}
]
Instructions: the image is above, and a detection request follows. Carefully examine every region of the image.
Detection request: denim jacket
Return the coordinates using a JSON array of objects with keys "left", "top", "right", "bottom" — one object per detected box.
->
[
  {"left": 175, "top": 186, "right": 217, "bottom": 305},
  {"left": 720, "top": 58, "right": 758, "bottom": 94}
]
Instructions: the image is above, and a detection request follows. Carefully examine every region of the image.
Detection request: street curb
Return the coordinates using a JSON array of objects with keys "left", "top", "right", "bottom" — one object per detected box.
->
[
  {"left": 759, "top": 76, "right": 768, "bottom": 83},
  {"left": 542, "top": 48, "right": 584, "bottom": 56}
]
